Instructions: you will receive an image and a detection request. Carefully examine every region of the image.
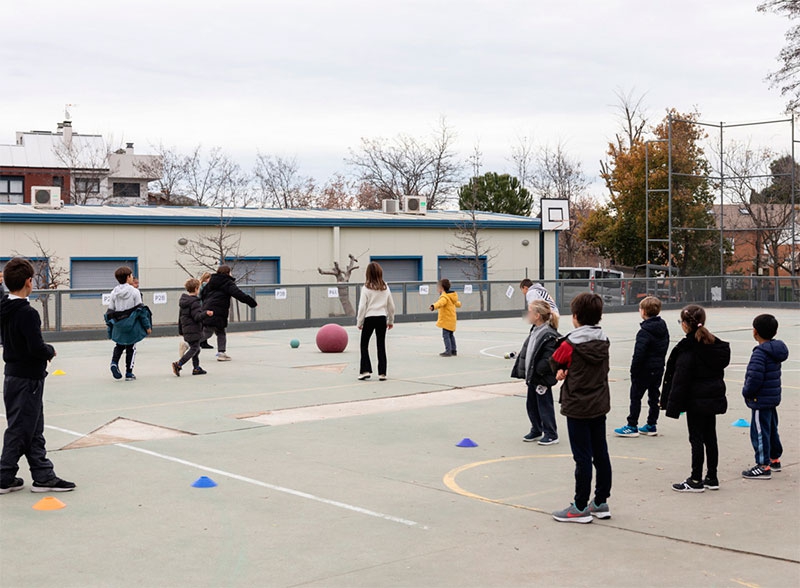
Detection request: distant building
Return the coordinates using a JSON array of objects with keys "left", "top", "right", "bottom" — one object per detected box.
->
[{"left": 0, "top": 120, "right": 160, "bottom": 205}]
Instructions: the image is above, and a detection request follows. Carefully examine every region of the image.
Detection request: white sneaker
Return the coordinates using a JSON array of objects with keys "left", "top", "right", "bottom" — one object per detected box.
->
[
  {"left": 357, "top": 373, "right": 371, "bottom": 380},
  {"left": 216, "top": 352, "right": 232, "bottom": 362}
]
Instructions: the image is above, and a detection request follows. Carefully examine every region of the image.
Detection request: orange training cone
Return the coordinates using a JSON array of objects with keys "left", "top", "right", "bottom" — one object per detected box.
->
[{"left": 33, "top": 496, "right": 66, "bottom": 511}]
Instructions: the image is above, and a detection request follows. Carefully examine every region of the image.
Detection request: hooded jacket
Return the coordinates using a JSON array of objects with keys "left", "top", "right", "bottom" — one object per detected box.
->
[
  {"left": 108, "top": 283, "right": 142, "bottom": 313},
  {"left": 200, "top": 273, "right": 258, "bottom": 329},
  {"left": 550, "top": 325, "right": 611, "bottom": 419},
  {"left": 660, "top": 332, "right": 730, "bottom": 418},
  {"left": 1, "top": 296, "right": 56, "bottom": 379},
  {"left": 433, "top": 290, "right": 461, "bottom": 332},
  {"left": 630, "top": 316, "right": 670, "bottom": 377},
  {"left": 511, "top": 323, "right": 559, "bottom": 387},
  {"left": 178, "top": 293, "right": 205, "bottom": 343},
  {"left": 742, "top": 339, "right": 789, "bottom": 409}
]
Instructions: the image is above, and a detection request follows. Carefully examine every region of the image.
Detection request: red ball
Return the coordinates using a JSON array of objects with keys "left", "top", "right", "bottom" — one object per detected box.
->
[{"left": 315, "top": 323, "right": 349, "bottom": 353}]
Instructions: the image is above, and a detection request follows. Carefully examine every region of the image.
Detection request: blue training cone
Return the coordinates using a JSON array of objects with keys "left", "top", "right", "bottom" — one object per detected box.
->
[
  {"left": 456, "top": 438, "right": 478, "bottom": 447},
  {"left": 192, "top": 476, "right": 218, "bottom": 488},
  {"left": 732, "top": 418, "right": 750, "bottom": 428}
]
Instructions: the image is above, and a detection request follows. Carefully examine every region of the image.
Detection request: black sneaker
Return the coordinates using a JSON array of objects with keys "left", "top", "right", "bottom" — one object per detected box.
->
[
  {"left": 523, "top": 431, "right": 543, "bottom": 442},
  {"left": 770, "top": 459, "right": 782, "bottom": 472},
  {"left": 672, "top": 478, "right": 705, "bottom": 493},
  {"left": 192, "top": 367, "right": 207, "bottom": 375},
  {"left": 538, "top": 436, "right": 560, "bottom": 446},
  {"left": 452, "top": 351, "right": 458, "bottom": 356},
  {"left": 125, "top": 373, "right": 136, "bottom": 381},
  {"left": 742, "top": 464, "right": 772, "bottom": 480},
  {"left": 110, "top": 363, "right": 122, "bottom": 380},
  {"left": 703, "top": 477, "right": 720, "bottom": 490},
  {"left": 31, "top": 477, "right": 76, "bottom": 493},
  {"left": 0, "top": 478, "right": 24, "bottom": 494},
  {"left": 200, "top": 341, "right": 214, "bottom": 349},
  {"left": 172, "top": 362, "right": 182, "bottom": 377},
  {"left": 439, "top": 352, "right": 453, "bottom": 357}
]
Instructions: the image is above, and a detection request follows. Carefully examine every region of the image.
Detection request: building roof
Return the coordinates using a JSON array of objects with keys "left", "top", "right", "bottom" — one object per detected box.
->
[
  {"left": 712, "top": 203, "right": 798, "bottom": 231},
  {"left": 0, "top": 131, "right": 106, "bottom": 169},
  {"left": 0, "top": 204, "right": 543, "bottom": 230}
]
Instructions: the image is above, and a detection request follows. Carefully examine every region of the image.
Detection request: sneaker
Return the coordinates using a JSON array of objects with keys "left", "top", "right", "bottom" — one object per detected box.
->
[
  {"left": 552, "top": 503, "right": 593, "bottom": 523},
  {"left": 200, "top": 341, "right": 214, "bottom": 349},
  {"left": 110, "top": 363, "right": 122, "bottom": 380},
  {"left": 379, "top": 375, "right": 387, "bottom": 381},
  {"left": 770, "top": 459, "right": 782, "bottom": 472},
  {"left": 216, "top": 352, "right": 232, "bottom": 362},
  {"left": 357, "top": 373, "right": 371, "bottom": 381},
  {"left": 192, "top": 367, "right": 207, "bottom": 375},
  {"left": 452, "top": 351, "right": 458, "bottom": 356},
  {"left": 523, "top": 431, "right": 543, "bottom": 443},
  {"left": 172, "top": 362, "right": 182, "bottom": 377},
  {"left": 0, "top": 478, "right": 24, "bottom": 494},
  {"left": 125, "top": 373, "right": 136, "bottom": 381},
  {"left": 179, "top": 341, "right": 189, "bottom": 356},
  {"left": 672, "top": 478, "right": 705, "bottom": 493},
  {"left": 742, "top": 464, "right": 772, "bottom": 480},
  {"left": 588, "top": 501, "right": 611, "bottom": 519},
  {"left": 439, "top": 352, "right": 453, "bottom": 357},
  {"left": 614, "top": 424, "right": 639, "bottom": 437},
  {"left": 703, "top": 477, "right": 720, "bottom": 490},
  {"left": 31, "top": 477, "right": 76, "bottom": 493},
  {"left": 538, "top": 436, "right": 559, "bottom": 446},
  {"left": 638, "top": 424, "right": 658, "bottom": 436}
]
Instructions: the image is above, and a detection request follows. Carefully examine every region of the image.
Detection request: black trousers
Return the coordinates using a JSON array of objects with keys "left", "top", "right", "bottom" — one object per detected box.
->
[
  {"left": 203, "top": 327, "right": 227, "bottom": 353},
  {"left": 111, "top": 343, "right": 136, "bottom": 372},
  {"left": 360, "top": 316, "right": 387, "bottom": 375},
  {"left": 566, "top": 415, "right": 612, "bottom": 510},
  {"left": 627, "top": 370, "right": 663, "bottom": 427},
  {"left": 178, "top": 340, "right": 201, "bottom": 369},
  {"left": 526, "top": 382, "right": 558, "bottom": 438},
  {"left": 686, "top": 411, "right": 718, "bottom": 480},
  {"left": 0, "top": 376, "right": 55, "bottom": 484}
]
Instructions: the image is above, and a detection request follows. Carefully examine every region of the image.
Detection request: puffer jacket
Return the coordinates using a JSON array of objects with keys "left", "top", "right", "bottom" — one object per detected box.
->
[
  {"left": 105, "top": 305, "right": 152, "bottom": 346},
  {"left": 550, "top": 325, "right": 611, "bottom": 419},
  {"left": 178, "top": 293, "right": 205, "bottom": 343},
  {"left": 433, "top": 290, "right": 461, "bottom": 332},
  {"left": 200, "top": 273, "right": 257, "bottom": 329},
  {"left": 511, "top": 324, "right": 559, "bottom": 387},
  {"left": 630, "top": 316, "right": 670, "bottom": 377},
  {"left": 742, "top": 339, "right": 789, "bottom": 409},
  {"left": 661, "top": 332, "right": 730, "bottom": 418}
]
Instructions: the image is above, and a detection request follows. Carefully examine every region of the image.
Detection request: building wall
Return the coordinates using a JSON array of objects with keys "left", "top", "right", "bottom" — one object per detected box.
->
[
  {"left": 0, "top": 167, "right": 71, "bottom": 203},
  {"left": 0, "top": 221, "right": 556, "bottom": 288}
]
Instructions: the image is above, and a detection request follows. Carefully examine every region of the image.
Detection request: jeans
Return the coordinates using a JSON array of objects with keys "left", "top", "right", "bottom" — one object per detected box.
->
[
  {"left": 566, "top": 415, "right": 612, "bottom": 510},
  {"left": 203, "top": 327, "right": 227, "bottom": 353},
  {"left": 627, "top": 370, "right": 663, "bottom": 427},
  {"left": 526, "top": 382, "right": 557, "bottom": 438},
  {"left": 442, "top": 329, "right": 456, "bottom": 354},
  {"left": 750, "top": 407, "right": 782, "bottom": 465},
  {"left": 686, "top": 411, "right": 718, "bottom": 481},
  {"left": 360, "top": 316, "right": 387, "bottom": 375},
  {"left": 112, "top": 343, "right": 136, "bottom": 373},
  {"left": 178, "top": 340, "right": 201, "bottom": 369},
  {"left": 0, "top": 376, "right": 55, "bottom": 484}
]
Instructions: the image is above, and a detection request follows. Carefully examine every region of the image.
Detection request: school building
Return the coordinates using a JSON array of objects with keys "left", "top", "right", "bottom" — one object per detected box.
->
[{"left": 0, "top": 204, "right": 556, "bottom": 291}]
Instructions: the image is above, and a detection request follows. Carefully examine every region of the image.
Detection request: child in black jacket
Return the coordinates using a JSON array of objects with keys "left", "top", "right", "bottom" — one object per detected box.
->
[
  {"left": 172, "top": 278, "right": 209, "bottom": 376},
  {"left": 0, "top": 257, "right": 75, "bottom": 494}
]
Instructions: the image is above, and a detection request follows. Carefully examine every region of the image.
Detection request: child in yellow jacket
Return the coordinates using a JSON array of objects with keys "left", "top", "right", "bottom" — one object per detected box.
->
[{"left": 430, "top": 278, "right": 462, "bottom": 357}]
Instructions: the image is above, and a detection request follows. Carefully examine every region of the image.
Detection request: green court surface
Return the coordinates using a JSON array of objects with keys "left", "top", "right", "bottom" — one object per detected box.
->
[{"left": 1, "top": 308, "right": 799, "bottom": 587}]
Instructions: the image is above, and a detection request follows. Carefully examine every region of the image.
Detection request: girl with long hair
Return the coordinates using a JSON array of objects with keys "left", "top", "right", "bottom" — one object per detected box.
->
[{"left": 356, "top": 262, "right": 396, "bottom": 381}]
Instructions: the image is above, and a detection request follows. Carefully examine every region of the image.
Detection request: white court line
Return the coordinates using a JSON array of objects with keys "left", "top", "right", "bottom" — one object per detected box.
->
[
  {"left": 479, "top": 344, "right": 512, "bottom": 358},
  {"left": 40, "top": 422, "right": 423, "bottom": 528}
]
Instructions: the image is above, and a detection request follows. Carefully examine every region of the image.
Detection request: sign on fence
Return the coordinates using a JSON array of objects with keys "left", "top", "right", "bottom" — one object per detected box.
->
[
  {"left": 505, "top": 285, "right": 515, "bottom": 299},
  {"left": 463, "top": 284, "right": 473, "bottom": 294},
  {"left": 327, "top": 287, "right": 339, "bottom": 298},
  {"left": 419, "top": 285, "right": 429, "bottom": 296},
  {"left": 152, "top": 292, "right": 168, "bottom": 305},
  {"left": 101, "top": 293, "right": 111, "bottom": 306},
  {"left": 275, "top": 288, "right": 288, "bottom": 300}
]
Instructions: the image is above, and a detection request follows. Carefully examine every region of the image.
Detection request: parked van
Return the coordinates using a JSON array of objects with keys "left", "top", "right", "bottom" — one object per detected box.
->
[{"left": 558, "top": 267, "right": 625, "bottom": 307}]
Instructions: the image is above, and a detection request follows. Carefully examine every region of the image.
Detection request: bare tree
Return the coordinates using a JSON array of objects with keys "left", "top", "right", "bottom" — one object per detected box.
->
[
  {"left": 758, "top": 0, "right": 800, "bottom": 112},
  {"left": 318, "top": 254, "right": 359, "bottom": 316},
  {"left": 509, "top": 134, "right": 535, "bottom": 192},
  {"left": 253, "top": 154, "right": 316, "bottom": 208},
  {"left": 51, "top": 132, "right": 116, "bottom": 204},
  {"left": 183, "top": 146, "right": 252, "bottom": 207},
  {"left": 12, "top": 236, "right": 69, "bottom": 331},
  {"left": 610, "top": 87, "right": 649, "bottom": 151},
  {"left": 176, "top": 209, "right": 251, "bottom": 277},
  {"left": 136, "top": 143, "right": 186, "bottom": 204},
  {"left": 316, "top": 173, "right": 357, "bottom": 209},
  {"left": 347, "top": 117, "right": 462, "bottom": 210}
]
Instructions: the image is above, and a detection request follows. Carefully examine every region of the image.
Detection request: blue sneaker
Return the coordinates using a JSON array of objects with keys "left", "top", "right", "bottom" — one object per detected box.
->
[
  {"left": 552, "top": 503, "right": 593, "bottom": 523},
  {"left": 588, "top": 501, "right": 611, "bottom": 519},
  {"left": 110, "top": 363, "right": 122, "bottom": 380},
  {"left": 614, "top": 424, "right": 639, "bottom": 437},
  {"left": 638, "top": 424, "right": 658, "bottom": 436}
]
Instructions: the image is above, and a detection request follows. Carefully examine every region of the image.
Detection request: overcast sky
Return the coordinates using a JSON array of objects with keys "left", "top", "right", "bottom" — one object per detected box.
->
[{"left": 1, "top": 0, "right": 791, "bottom": 193}]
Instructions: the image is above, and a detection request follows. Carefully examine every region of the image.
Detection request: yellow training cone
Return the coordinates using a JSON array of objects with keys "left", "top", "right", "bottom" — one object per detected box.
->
[
  {"left": 33, "top": 496, "right": 66, "bottom": 511},
  {"left": 52, "top": 370, "right": 66, "bottom": 376}
]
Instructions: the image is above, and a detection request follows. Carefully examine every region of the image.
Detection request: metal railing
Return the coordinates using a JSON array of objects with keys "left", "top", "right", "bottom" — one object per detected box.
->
[{"left": 14, "top": 275, "right": 800, "bottom": 337}]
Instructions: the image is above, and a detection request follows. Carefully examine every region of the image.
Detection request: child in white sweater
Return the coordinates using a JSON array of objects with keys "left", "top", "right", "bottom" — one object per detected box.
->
[{"left": 356, "top": 262, "right": 396, "bottom": 381}]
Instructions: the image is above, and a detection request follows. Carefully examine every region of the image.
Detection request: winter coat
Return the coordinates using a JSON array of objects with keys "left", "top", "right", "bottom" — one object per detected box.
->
[
  {"left": 550, "top": 325, "right": 611, "bottom": 419},
  {"left": 1, "top": 296, "right": 56, "bottom": 379},
  {"left": 512, "top": 324, "right": 559, "bottom": 387},
  {"left": 200, "top": 273, "right": 258, "bottom": 329},
  {"left": 105, "top": 305, "right": 152, "bottom": 346},
  {"left": 433, "top": 290, "right": 461, "bottom": 331},
  {"left": 630, "top": 316, "right": 670, "bottom": 378},
  {"left": 742, "top": 339, "right": 789, "bottom": 409},
  {"left": 178, "top": 293, "right": 205, "bottom": 343},
  {"left": 660, "top": 332, "right": 730, "bottom": 418}
]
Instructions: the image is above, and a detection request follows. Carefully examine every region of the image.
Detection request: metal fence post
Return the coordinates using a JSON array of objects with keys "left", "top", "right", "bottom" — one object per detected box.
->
[
  {"left": 486, "top": 280, "right": 492, "bottom": 311},
  {"left": 55, "top": 290, "right": 63, "bottom": 331},
  {"left": 402, "top": 284, "right": 408, "bottom": 315},
  {"left": 305, "top": 285, "right": 311, "bottom": 320}
]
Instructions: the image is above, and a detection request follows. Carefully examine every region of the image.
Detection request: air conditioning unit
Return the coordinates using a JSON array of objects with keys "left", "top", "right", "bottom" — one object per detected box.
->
[
  {"left": 31, "top": 186, "right": 63, "bottom": 209},
  {"left": 403, "top": 195, "right": 426, "bottom": 215},
  {"left": 382, "top": 199, "right": 399, "bottom": 214}
]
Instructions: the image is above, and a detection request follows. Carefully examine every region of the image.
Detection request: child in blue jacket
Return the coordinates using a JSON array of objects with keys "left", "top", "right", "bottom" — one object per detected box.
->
[{"left": 741, "top": 314, "right": 789, "bottom": 480}]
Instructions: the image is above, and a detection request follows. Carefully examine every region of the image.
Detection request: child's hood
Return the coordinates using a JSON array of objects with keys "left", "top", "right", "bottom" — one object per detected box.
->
[
  {"left": 641, "top": 315, "right": 668, "bottom": 338},
  {"left": 179, "top": 292, "right": 198, "bottom": 308},
  {"left": 444, "top": 291, "right": 459, "bottom": 304},
  {"left": 110, "top": 283, "right": 138, "bottom": 303},
  {"left": 0, "top": 297, "right": 29, "bottom": 320},
  {"left": 759, "top": 339, "right": 789, "bottom": 363}
]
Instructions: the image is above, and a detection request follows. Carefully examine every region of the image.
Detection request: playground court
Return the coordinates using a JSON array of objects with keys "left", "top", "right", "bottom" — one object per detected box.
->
[{"left": 1, "top": 307, "right": 799, "bottom": 587}]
